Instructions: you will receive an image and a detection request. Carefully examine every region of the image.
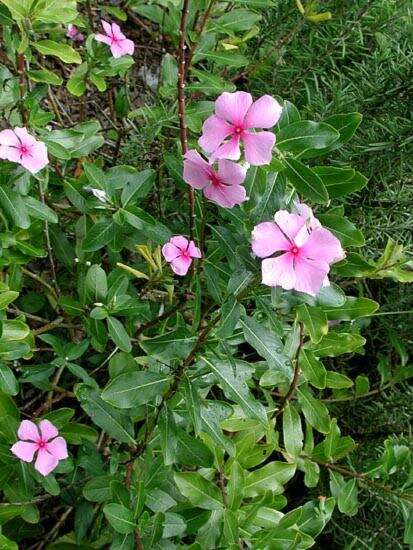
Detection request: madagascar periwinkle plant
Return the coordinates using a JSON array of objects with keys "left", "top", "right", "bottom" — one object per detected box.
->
[{"left": 0, "top": 0, "right": 411, "bottom": 548}]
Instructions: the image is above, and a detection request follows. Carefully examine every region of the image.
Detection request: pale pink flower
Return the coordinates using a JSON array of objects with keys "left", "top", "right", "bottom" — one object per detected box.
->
[
  {"left": 251, "top": 209, "right": 345, "bottom": 296},
  {"left": 0, "top": 127, "right": 48, "bottom": 174},
  {"left": 67, "top": 24, "right": 84, "bottom": 42},
  {"left": 293, "top": 201, "right": 321, "bottom": 229},
  {"left": 183, "top": 150, "right": 247, "bottom": 208},
  {"left": 162, "top": 236, "right": 201, "bottom": 276},
  {"left": 199, "top": 91, "right": 282, "bottom": 166},
  {"left": 11, "top": 419, "right": 68, "bottom": 476},
  {"left": 95, "top": 20, "right": 134, "bottom": 58}
]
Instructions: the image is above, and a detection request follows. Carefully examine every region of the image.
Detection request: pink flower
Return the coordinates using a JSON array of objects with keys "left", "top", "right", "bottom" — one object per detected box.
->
[
  {"left": 183, "top": 150, "right": 247, "bottom": 208},
  {"left": 67, "top": 24, "right": 84, "bottom": 42},
  {"left": 95, "top": 20, "right": 134, "bottom": 58},
  {"left": 0, "top": 127, "right": 49, "bottom": 174},
  {"left": 293, "top": 201, "right": 321, "bottom": 229},
  {"left": 162, "top": 236, "right": 202, "bottom": 276},
  {"left": 251, "top": 209, "right": 345, "bottom": 296},
  {"left": 199, "top": 91, "right": 282, "bottom": 166},
  {"left": 11, "top": 419, "right": 68, "bottom": 476}
]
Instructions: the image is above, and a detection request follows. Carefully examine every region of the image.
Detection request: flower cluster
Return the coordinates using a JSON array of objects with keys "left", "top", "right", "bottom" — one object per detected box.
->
[{"left": 183, "top": 91, "right": 282, "bottom": 209}]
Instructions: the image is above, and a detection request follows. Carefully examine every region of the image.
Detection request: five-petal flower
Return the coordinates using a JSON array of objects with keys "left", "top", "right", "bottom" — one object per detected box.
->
[
  {"left": 162, "top": 236, "right": 202, "bottom": 276},
  {"left": 0, "top": 127, "right": 49, "bottom": 174},
  {"left": 95, "top": 20, "right": 135, "bottom": 58}
]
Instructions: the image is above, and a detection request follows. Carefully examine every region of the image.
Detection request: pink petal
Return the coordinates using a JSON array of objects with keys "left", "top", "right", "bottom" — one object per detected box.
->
[
  {"left": 46, "top": 437, "right": 68, "bottom": 460},
  {"left": 101, "top": 20, "right": 113, "bottom": 36},
  {"left": 35, "top": 448, "right": 59, "bottom": 476},
  {"left": 110, "top": 39, "right": 134, "bottom": 58},
  {"left": 198, "top": 115, "right": 233, "bottom": 154},
  {"left": 11, "top": 441, "right": 38, "bottom": 462},
  {"left": 170, "top": 255, "right": 192, "bottom": 276},
  {"left": 120, "top": 38, "right": 134, "bottom": 56},
  {"left": 111, "top": 23, "right": 126, "bottom": 40},
  {"left": 293, "top": 256, "right": 329, "bottom": 296},
  {"left": 14, "top": 127, "right": 37, "bottom": 147},
  {"left": 0, "top": 144, "right": 21, "bottom": 163},
  {"left": 39, "top": 419, "right": 58, "bottom": 442},
  {"left": 95, "top": 33, "right": 112, "bottom": 46},
  {"left": 293, "top": 202, "right": 321, "bottom": 229},
  {"left": 242, "top": 131, "right": 275, "bottom": 165},
  {"left": 300, "top": 228, "right": 345, "bottom": 264},
  {"left": 20, "top": 141, "right": 48, "bottom": 174},
  {"left": 17, "top": 420, "right": 40, "bottom": 442},
  {"left": 67, "top": 24, "right": 77, "bottom": 38},
  {"left": 215, "top": 91, "right": 253, "bottom": 125},
  {"left": 244, "top": 95, "right": 282, "bottom": 129},
  {"left": 170, "top": 236, "right": 189, "bottom": 251},
  {"left": 212, "top": 135, "right": 241, "bottom": 161},
  {"left": 261, "top": 253, "right": 296, "bottom": 289},
  {"left": 162, "top": 242, "right": 180, "bottom": 262},
  {"left": 204, "top": 182, "right": 246, "bottom": 208},
  {"left": 188, "top": 241, "right": 202, "bottom": 258},
  {"left": 273, "top": 211, "right": 306, "bottom": 242},
  {"left": 217, "top": 159, "right": 247, "bottom": 186},
  {"left": 0, "top": 129, "right": 20, "bottom": 147},
  {"left": 251, "top": 221, "right": 290, "bottom": 258},
  {"left": 183, "top": 150, "right": 212, "bottom": 189}
]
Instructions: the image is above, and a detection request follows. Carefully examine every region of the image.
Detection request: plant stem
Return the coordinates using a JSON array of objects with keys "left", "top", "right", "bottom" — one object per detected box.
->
[
  {"left": 17, "top": 53, "right": 28, "bottom": 124},
  {"left": 39, "top": 183, "right": 61, "bottom": 297},
  {"left": 275, "top": 322, "right": 303, "bottom": 417},
  {"left": 177, "top": 0, "right": 195, "bottom": 241}
]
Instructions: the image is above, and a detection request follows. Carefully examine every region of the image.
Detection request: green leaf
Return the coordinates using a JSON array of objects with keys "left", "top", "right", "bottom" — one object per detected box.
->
[
  {"left": 121, "top": 169, "right": 155, "bottom": 207},
  {"left": 296, "top": 304, "right": 328, "bottom": 344},
  {"left": 174, "top": 472, "right": 223, "bottom": 510},
  {"left": 140, "top": 328, "right": 196, "bottom": 365},
  {"left": 283, "top": 158, "right": 329, "bottom": 203},
  {"left": 0, "top": 291, "right": 19, "bottom": 310},
  {"left": 227, "top": 461, "right": 245, "bottom": 510},
  {"left": 309, "top": 332, "right": 365, "bottom": 357},
  {"left": 107, "top": 317, "right": 132, "bottom": 353},
  {"left": 213, "top": 9, "right": 261, "bottom": 33},
  {"left": 0, "top": 185, "right": 30, "bottom": 228},
  {"left": 299, "top": 349, "right": 327, "bottom": 389},
  {"left": 313, "top": 167, "right": 367, "bottom": 198},
  {"left": 325, "top": 371, "right": 353, "bottom": 389},
  {"left": 34, "top": 40, "right": 82, "bottom": 64},
  {"left": 202, "top": 357, "right": 267, "bottom": 424},
  {"left": 76, "top": 384, "right": 135, "bottom": 445},
  {"left": 101, "top": 371, "right": 170, "bottom": 409},
  {"left": 0, "top": 364, "right": 19, "bottom": 395},
  {"left": 245, "top": 461, "right": 296, "bottom": 497},
  {"left": 323, "top": 112, "right": 362, "bottom": 152},
  {"left": 217, "top": 296, "right": 242, "bottom": 339},
  {"left": 23, "top": 196, "right": 58, "bottom": 223},
  {"left": 83, "top": 475, "right": 113, "bottom": 502},
  {"left": 1, "top": 320, "right": 29, "bottom": 340},
  {"left": 85, "top": 264, "right": 108, "bottom": 302},
  {"left": 317, "top": 213, "right": 364, "bottom": 247},
  {"left": 26, "top": 69, "right": 62, "bottom": 86},
  {"left": 240, "top": 316, "right": 293, "bottom": 380},
  {"left": 103, "top": 503, "right": 136, "bottom": 534},
  {"left": 322, "top": 297, "right": 379, "bottom": 321},
  {"left": 297, "top": 385, "right": 330, "bottom": 434},
  {"left": 175, "top": 429, "right": 214, "bottom": 467},
  {"left": 82, "top": 219, "right": 115, "bottom": 252},
  {"left": 277, "top": 121, "right": 339, "bottom": 157},
  {"left": 283, "top": 402, "right": 303, "bottom": 457},
  {"left": 337, "top": 479, "right": 359, "bottom": 516}
]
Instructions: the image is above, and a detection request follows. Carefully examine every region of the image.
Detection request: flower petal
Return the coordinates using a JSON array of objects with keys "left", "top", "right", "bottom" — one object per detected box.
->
[
  {"left": 211, "top": 135, "right": 241, "bottom": 161},
  {"left": 251, "top": 221, "right": 290, "bottom": 258},
  {"left": 17, "top": 420, "right": 39, "bottom": 442},
  {"left": 46, "top": 437, "right": 68, "bottom": 460},
  {"left": 204, "top": 182, "right": 246, "bottom": 208},
  {"left": 0, "top": 144, "right": 21, "bottom": 163},
  {"left": 95, "top": 33, "right": 112, "bottom": 45},
  {"left": 217, "top": 159, "right": 247, "bottom": 187},
  {"left": 261, "top": 253, "right": 296, "bottom": 289},
  {"left": 20, "top": 141, "right": 49, "bottom": 174},
  {"left": 188, "top": 241, "right": 202, "bottom": 258},
  {"left": 244, "top": 95, "right": 282, "bottom": 129},
  {"left": 11, "top": 441, "right": 38, "bottom": 462},
  {"left": 300, "top": 228, "right": 345, "bottom": 264},
  {"left": 215, "top": 91, "right": 253, "bottom": 125},
  {"left": 242, "top": 131, "right": 275, "bottom": 165},
  {"left": 101, "top": 20, "right": 113, "bottom": 36},
  {"left": 273, "top": 210, "right": 306, "bottom": 242},
  {"left": 170, "top": 255, "right": 192, "bottom": 276},
  {"left": 0, "top": 129, "right": 20, "bottom": 147},
  {"left": 293, "top": 256, "right": 329, "bottom": 296},
  {"left": 293, "top": 201, "right": 321, "bottom": 229},
  {"left": 35, "top": 449, "right": 59, "bottom": 476},
  {"left": 39, "top": 419, "right": 58, "bottom": 442},
  {"left": 183, "top": 150, "right": 212, "bottom": 189},
  {"left": 170, "top": 236, "right": 189, "bottom": 251},
  {"left": 119, "top": 38, "right": 134, "bottom": 56},
  {"left": 198, "top": 115, "right": 233, "bottom": 154},
  {"left": 162, "top": 242, "right": 180, "bottom": 262},
  {"left": 111, "top": 23, "right": 126, "bottom": 40},
  {"left": 110, "top": 41, "right": 129, "bottom": 58}
]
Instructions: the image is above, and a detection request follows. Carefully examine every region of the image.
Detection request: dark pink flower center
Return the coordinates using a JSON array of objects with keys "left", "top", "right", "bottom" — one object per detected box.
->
[
  {"left": 37, "top": 439, "right": 46, "bottom": 449},
  {"left": 181, "top": 249, "right": 190, "bottom": 258},
  {"left": 290, "top": 245, "right": 299, "bottom": 255},
  {"left": 234, "top": 126, "right": 244, "bottom": 135},
  {"left": 19, "top": 145, "right": 28, "bottom": 155},
  {"left": 209, "top": 173, "right": 222, "bottom": 187}
]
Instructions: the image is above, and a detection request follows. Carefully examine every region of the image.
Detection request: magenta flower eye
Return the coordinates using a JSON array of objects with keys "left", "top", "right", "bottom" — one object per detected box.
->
[
  {"left": 95, "top": 20, "right": 135, "bottom": 58},
  {"left": 251, "top": 207, "right": 346, "bottom": 296},
  {"left": 198, "top": 91, "right": 282, "bottom": 166},
  {"left": 11, "top": 420, "right": 68, "bottom": 477},
  {"left": 0, "top": 127, "right": 49, "bottom": 174},
  {"left": 162, "top": 235, "right": 202, "bottom": 276}
]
